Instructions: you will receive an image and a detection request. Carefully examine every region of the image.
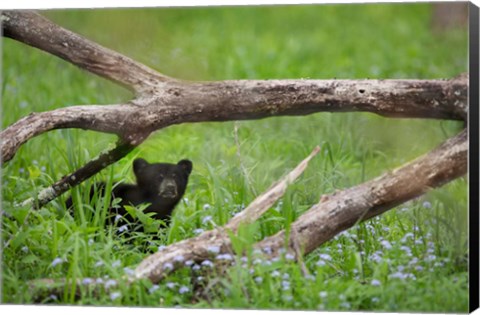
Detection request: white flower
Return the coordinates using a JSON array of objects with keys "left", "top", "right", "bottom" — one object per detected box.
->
[
  {"left": 110, "top": 292, "right": 121, "bottom": 301},
  {"left": 51, "top": 257, "right": 64, "bottom": 267},
  {"left": 255, "top": 276, "right": 263, "bottom": 284},
  {"left": 370, "top": 279, "right": 381, "bottom": 286},
  {"left": 179, "top": 286, "right": 189, "bottom": 294},
  {"left": 193, "top": 228, "right": 204, "bottom": 235},
  {"left": 163, "top": 262, "right": 174, "bottom": 270},
  {"left": 319, "top": 291, "right": 328, "bottom": 298},
  {"left": 123, "top": 267, "right": 135, "bottom": 276},
  {"left": 285, "top": 253, "right": 295, "bottom": 261},
  {"left": 166, "top": 282, "right": 176, "bottom": 289},
  {"left": 112, "top": 260, "right": 121, "bottom": 268},
  {"left": 207, "top": 246, "right": 220, "bottom": 254},
  {"left": 82, "top": 278, "right": 93, "bottom": 285},
  {"left": 174, "top": 255, "right": 185, "bottom": 263},
  {"left": 105, "top": 279, "right": 117, "bottom": 289},
  {"left": 201, "top": 260, "right": 214, "bottom": 268},
  {"left": 149, "top": 285, "right": 159, "bottom": 294}
]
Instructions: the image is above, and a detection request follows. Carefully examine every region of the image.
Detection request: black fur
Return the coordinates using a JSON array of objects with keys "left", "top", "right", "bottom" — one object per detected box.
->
[{"left": 66, "top": 158, "right": 193, "bottom": 227}]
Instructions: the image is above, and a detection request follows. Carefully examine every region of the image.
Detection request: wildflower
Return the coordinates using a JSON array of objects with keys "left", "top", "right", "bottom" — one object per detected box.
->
[
  {"left": 105, "top": 279, "right": 117, "bottom": 289},
  {"left": 51, "top": 257, "right": 64, "bottom": 267},
  {"left": 193, "top": 228, "right": 204, "bottom": 235},
  {"left": 319, "top": 253, "right": 332, "bottom": 261},
  {"left": 271, "top": 270, "right": 280, "bottom": 277},
  {"left": 253, "top": 258, "right": 263, "bottom": 265},
  {"left": 149, "top": 285, "right": 159, "bottom": 294},
  {"left": 123, "top": 267, "right": 135, "bottom": 276},
  {"left": 370, "top": 279, "right": 381, "bottom": 286},
  {"left": 21, "top": 246, "right": 29, "bottom": 253},
  {"left": 380, "top": 240, "right": 392, "bottom": 250},
  {"left": 174, "top": 255, "right": 185, "bottom": 263},
  {"left": 82, "top": 278, "right": 93, "bottom": 285},
  {"left": 425, "top": 254, "right": 436, "bottom": 262},
  {"left": 94, "top": 260, "right": 104, "bottom": 268},
  {"left": 263, "top": 246, "right": 272, "bottom": 255},
  {"left": 390, "top": 272, "right": 407, "bottom": 280},
  {"left": 110, "top": 292, "right": 121, "bottom": 301},
  {"left": 285, "top": 253, "right": 295, "bottom": 261},
  {"left": 316, "top": 259, "right": 327, "bottom": 267},
  {"left": 88, "top": 239, "right": 94, "bottom": 245},
  {"left": 282, "top": 273, "right": 290, "bottom": 280},
  {"left": 262, "top": 260, "right": 272, "bottom": 266},
  {"left": 192, "top": 264, "right": 200, "bottom": 271},
  {"left": 114, "top": 215, "right": 122, "bottom": 223},
  {"left": 241, "top": 256, "right": 248, "bottom": 263},
  {"left": 283, "top": 295, "right": 293, "bottom": 302},
  {"left": 112, "top": 260, "right": 121, "bottom": 268},
  {"left": 202, "top": 215, "right": 213, "bottom": 224},
  {"left": 203, "top": 204, "right": 211, "bottom": 210},
  {"left": 96, "top": 277, "right": 104, "bottom": 284},
  {"left": 216, "top": 253, "right": 233, "bottom": 261},
  {"left": 185, "top": 260, "right": 194, "bottom": 267},
  {"left": 179, "top": 286, "right": 189, "bottom": 294},
  {"left": 319, "top": 291, "right": 328, "bottom": 298},
  {"left": 415, "top": 265, "right": 424, "bottom": 272},
  {"left": 207, "top": 245, "right": 220, "bottom": 254},
  {"left": 254, "top": 276, "right": 263, "bottom": 284},
  {"left": 372, "top": 297, "right": 380, "bottom": 303},
  {"left": 197, "top": 276, "right": 204, "bottom": 281},
  {"left": 201, "top": 260, "right": 214, "bottom": 268},
  {"left": 422, "top": 201, "right": 432, "bottom": 208},
  {"left": 49, "top": 294, "right": 58, "bottom": 301},
  {"left": 305, "top": 274, "right": 316, "bottom": 281},
  {"left": 163, "top": 262, "right": 174, "bottom": 271},
  {"left": 166, "top": 282, "right": 176, "bottom": 289},
  {"left": 118, "top": 225, "right": 129, "bottom": 233},
  {"left": 158, "top": 245, "right": 166, "bottom": 252}
]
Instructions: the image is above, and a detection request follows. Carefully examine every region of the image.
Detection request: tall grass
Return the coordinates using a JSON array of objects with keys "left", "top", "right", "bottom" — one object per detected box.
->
[{"left": 1, "top": 3, "right": 468, "bottom": 311}]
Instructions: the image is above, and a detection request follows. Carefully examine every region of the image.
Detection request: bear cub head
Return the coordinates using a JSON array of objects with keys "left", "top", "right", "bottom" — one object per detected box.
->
[{"left": 132, "top": 158, "right": 192, "bottom": 203}]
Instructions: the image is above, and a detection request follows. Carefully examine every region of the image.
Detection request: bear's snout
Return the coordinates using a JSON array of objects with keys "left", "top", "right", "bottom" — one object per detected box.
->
[{"left": 159, "top": 178, "right": 178, "bottom": 198}]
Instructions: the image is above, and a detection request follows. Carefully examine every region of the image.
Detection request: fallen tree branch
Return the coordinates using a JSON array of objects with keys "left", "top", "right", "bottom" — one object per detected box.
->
[
  {"left": 27, "top": 128, "right": 467, "bottom": 299},
  {"left": 1, "top": 77, "right": 468, "bottom": 163},
  {"left": 254, "top": 128, "right": 468, "bottom": 257},
  {"left": 27, "top": 146, "right": 321, "bottom": 299},
  {"left": 1, "top": 10, "right": 172, "bottom": 94},
  {"left": 1, "top": 10, "right": 468, "bottom": 164},
  {"left": 21, "top": 141, "right": 135, "bottom": 209},
  {"left": 134, "top": 128, "right": 467, "bottom": 284}
]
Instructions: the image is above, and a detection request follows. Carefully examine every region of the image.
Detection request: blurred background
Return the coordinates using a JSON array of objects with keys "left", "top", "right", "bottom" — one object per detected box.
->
[{"left": 2, "top": 2, "right": 469, "bottom": 311}]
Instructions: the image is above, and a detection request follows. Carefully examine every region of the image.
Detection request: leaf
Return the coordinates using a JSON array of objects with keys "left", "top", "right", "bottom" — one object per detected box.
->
[{"left": 27, "top": 166, "right": 41, "bottom": 180}]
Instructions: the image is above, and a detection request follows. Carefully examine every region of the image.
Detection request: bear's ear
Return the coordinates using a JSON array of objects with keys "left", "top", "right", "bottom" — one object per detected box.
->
[
  {"left": 177, "top": 159, "right": 193, "bottom": 175},
  {"left": 133, "top": 158, "right": 149, "bottom": 175}
]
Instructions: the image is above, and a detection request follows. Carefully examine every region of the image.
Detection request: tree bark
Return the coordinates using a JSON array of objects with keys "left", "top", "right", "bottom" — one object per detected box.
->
[
  {"left": 2, "top": 9, "right": 469, "bottom": 299},
  {"left": 134, "top": 128, "right": 467, "bottom": 283}
]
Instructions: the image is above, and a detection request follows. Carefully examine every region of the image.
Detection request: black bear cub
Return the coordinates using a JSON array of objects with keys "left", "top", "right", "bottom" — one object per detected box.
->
[{"left": 67, "top": 158, "right": 192, "bottom": 227}]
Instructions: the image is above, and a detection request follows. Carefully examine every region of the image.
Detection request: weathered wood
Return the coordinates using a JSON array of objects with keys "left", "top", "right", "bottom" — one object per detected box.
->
[
  {"left": 133, "top": 129, "right": 467, "bottom": 284},
  {"left": 255, "top": 128, "right": 468, "bottom": 257},
  {"left": 1, "top": 10, "right": 468, "bottom": 165},
  {"left": 134, "top": 146, "right": 321, "bottom": 283},
  {"left": 1, "top": 10, "right": 171, "bottom": 94}
]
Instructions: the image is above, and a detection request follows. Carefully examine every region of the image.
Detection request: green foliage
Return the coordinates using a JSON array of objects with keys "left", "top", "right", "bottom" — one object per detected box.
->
[{"left": 2, "top": 3, "right": 468, "bottom": 312}]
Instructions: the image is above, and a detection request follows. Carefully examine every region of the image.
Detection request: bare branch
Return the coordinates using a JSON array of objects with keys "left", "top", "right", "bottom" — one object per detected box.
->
[
  {"left": 255, "top": 128, "right": 468, "bottom": 257},
  {"left": 134, "top": 146, "right": 321, "bottom": 283},
  {"left": 1, "top": 10, "right": 173, "bottom": 94},
  {"left": 21, "top": 141, "right": 135, "bottom": 209},
  {"left": 1, "top": 77, "right": 468, "bottom": 163},
  {"left": 134, "top": 129, "right": 466, "bottom": 284}
]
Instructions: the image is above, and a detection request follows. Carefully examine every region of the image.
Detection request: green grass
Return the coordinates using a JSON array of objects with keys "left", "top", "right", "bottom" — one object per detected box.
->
[{"left": 1, "top": 3, "right": 468, "bottom": 312}]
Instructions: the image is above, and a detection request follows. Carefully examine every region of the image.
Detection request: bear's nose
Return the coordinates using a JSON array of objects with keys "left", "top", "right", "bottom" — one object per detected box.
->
[{"left": 159, "top": 179, "right": 178, "bottom": 198}]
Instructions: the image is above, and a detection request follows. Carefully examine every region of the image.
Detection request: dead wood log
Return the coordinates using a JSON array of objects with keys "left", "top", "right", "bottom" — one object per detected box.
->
[
  {"left": 134, "top": 129, "right": 467, "bottom": 283},
  {"left": 1, "top": 10, "right": 468, "bottom": 210}
]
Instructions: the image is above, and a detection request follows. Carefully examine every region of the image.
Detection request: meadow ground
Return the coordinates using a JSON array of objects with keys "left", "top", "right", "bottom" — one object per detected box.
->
[{"left": 1, "top": 3, "right": 469, "bottom": 311}]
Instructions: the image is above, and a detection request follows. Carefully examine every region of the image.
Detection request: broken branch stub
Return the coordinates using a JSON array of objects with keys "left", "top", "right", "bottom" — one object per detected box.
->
[
  {"left": 254, "top": 128, "right": 468, "bottom": 258},
  {"left": 134, "top": 146, "right": 321, "bottom": 283}
]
